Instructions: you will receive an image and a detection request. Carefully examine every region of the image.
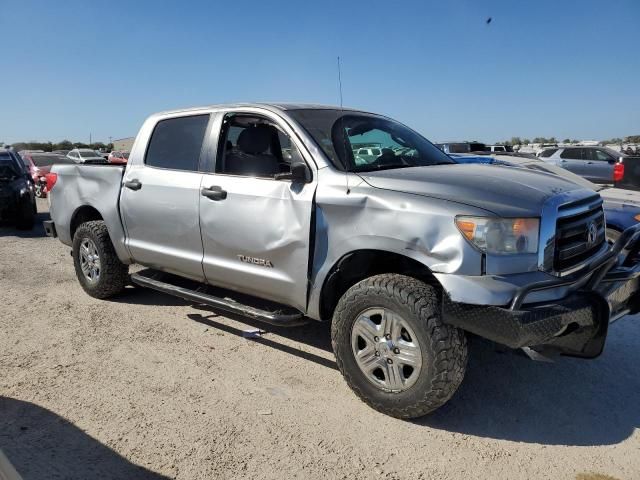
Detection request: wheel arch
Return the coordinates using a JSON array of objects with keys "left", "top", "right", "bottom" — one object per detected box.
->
[
  {"left": 69, "top": 205, "right": 104, "bottom": 240},
  {"left": 317, "top": 249, "right": 441, "bottom": 321}
]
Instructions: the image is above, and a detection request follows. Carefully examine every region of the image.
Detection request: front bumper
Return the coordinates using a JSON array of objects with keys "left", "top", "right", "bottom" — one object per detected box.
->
[{"left": 443, "top": 224, "right": 640, "bottom": 358}]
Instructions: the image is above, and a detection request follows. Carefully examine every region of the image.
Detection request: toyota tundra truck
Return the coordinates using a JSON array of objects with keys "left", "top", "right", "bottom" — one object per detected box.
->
[{"left": 44, "top": 103, "right": 640, "bottom": 418}]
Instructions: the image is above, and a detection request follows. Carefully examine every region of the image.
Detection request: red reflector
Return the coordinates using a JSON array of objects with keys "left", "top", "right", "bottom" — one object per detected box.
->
[
  {"left": 45, "top": 173, "right": 58, "bottom": 191},
  {"left": 614, "top": 163, "right": 624, "bottom": 182}
]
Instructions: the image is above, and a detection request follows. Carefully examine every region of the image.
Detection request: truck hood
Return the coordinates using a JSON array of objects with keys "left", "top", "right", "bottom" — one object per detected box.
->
[{"left": 360, "top": 164, "right": 591, "bottom": 217}]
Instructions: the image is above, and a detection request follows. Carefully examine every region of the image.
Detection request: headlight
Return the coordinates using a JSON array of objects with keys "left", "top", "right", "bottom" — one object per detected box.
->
[
  {"left": 455, "top": 216, "right": 539, "bottom": 254},
  {"left": 19, "top": 187, "right": 28, "bottom": 196}
]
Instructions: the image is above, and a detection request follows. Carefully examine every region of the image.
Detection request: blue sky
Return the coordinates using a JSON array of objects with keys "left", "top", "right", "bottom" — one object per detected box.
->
[{"left": 1, "top": 0, "right": 639, "bottom": 144}]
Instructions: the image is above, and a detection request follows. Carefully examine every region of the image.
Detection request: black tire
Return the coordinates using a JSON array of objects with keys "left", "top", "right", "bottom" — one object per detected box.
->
[
  {"left": 72, "top": 221, "right": 129, "bottom": 299},
  {"left": 331, "top": 274, "right": 468, "bottom": 418},
  {"left": 15, "top": 201, "right": 35, "bottom": 230}
]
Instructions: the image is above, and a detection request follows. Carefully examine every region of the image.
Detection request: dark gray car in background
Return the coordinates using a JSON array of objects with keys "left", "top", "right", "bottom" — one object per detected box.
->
[{"left": 539, "top": 146, "right": 629, "bottom": 184}]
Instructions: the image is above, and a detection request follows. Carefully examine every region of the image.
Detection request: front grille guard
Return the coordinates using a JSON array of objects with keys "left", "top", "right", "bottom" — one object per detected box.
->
[{"left": 510, "top": 223, "right": 640, "bottom": 310}]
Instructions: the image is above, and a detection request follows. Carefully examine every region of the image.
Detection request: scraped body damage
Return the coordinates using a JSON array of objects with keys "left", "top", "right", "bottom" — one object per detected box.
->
[
  {"left": 306, "top": 168, "right": 486, "bottom": 320},
  {"left": 49, "top": 164, "right": 131, "bottom": 263}
]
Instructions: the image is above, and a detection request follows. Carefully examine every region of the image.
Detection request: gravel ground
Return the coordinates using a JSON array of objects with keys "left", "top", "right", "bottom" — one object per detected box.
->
[{"left": 1, "top": 199, "right": 639, "bottom": 480}]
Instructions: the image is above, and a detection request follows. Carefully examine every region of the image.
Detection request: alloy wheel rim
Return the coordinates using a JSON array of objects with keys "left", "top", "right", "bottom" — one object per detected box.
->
[
  {"left": 350, "top": 307, "right": 423, "bottom": 393},
  {"left": 79, "top": 238, "right": 101, "bottom": 284}
]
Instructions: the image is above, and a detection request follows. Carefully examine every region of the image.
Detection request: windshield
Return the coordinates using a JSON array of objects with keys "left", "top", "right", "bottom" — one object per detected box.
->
[
  {"left": 0, "top": 157, "right": 20, "bottom": 178},
  {"left": 31, "top": 154, "right": 70, "bottom": 166},
  {"left": 447, "top": 143, "right": 471, "bottom": 153},
  {"left": 288, "top": 109, "right": 454, "bottom": 172},
  {"left": 79, "top": 150, "right": 101, "bottom": 158}
]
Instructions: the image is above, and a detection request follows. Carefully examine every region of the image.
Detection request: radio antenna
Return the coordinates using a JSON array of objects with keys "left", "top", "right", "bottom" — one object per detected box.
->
[{"left": 337, "top": 56, "right": 350, "bottom": 194}]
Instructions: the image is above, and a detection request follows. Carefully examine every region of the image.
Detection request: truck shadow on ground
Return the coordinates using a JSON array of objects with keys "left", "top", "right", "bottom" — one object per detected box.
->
[
  {"left": 416, "top": 319, "right": 640, "bottom": 446},
  {"left": 187, "top": 306, "right": 337, "bottom": 370},
  {"left": 0, "top": 397, "right": 169, "bottom": 479},
  {"left": 0, "top": 212, "right": 50, "bottom": 238},
  {"left": 189, "top": 304, "right": 639, "bottom": 447},
  {"left": 110, "top": 289, "right": 639, "bottom": 447}
]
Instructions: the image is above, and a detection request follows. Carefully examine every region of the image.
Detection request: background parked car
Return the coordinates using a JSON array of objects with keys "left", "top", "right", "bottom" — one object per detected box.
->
[
  {"left": 451, "top": 152, "right": 640, "bottom": 242},
  {"left": 538, "top": 146, "right": 628, "bottom": 184},
  {"left": 435, "top": 141, "right": 486, "bottom": 153},
  {"left": 0, "top": 150, "right": 36, "bottom": 229},
  {"left": 486, "top": 145, "right": 514, "bottom": 153},
  {"left": 66, "top": 149, "right": 105, "bottom": 163},
  {"left": 107, "top": 151, "right": 129, "bottom": 164},
  {"left": 51, "top": 150, "right": 70, "bottom": 155},
  {"left": 19, "top": 152, "right": 74, "bottom": 197}
]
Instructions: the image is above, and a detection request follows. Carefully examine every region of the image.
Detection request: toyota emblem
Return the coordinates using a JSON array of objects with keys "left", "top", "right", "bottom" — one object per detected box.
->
[{"left": 586, "top": 221, "right": 598, "bottom": 246}]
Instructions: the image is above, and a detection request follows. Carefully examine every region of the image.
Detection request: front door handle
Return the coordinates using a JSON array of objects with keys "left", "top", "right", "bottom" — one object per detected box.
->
[
  {"left": 201, "top": 185, "right": 227, "bottom": 201},
  {"left": 124, "top": 179, "right": 142, "bottom": 190}
]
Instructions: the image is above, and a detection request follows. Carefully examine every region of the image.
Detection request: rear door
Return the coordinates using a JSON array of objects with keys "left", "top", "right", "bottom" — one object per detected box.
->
[
  {"left": 559, "top": 148, "right": 588, "bottom": 176},
  {"left": 120, "top": 113, "right": 211, "bottom": 281},
  {"left": 199, "top": 110, "right": 316, "bottom": 311}
]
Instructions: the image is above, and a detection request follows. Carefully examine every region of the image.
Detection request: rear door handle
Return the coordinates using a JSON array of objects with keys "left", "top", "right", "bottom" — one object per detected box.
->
[
  {"left": 124, "top": 179, "right": 142, "bottom": 190},
  {"left": 201, "top": 185, "right": 227, "bottom": 201}
]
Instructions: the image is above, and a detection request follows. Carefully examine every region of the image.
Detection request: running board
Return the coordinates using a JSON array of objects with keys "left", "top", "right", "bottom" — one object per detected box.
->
[{"left": 130, "top": 271, "right": 307, "bottom": 327}]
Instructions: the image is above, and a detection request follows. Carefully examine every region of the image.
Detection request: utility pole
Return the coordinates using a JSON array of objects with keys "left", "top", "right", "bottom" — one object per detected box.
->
[{"left": 89, "top": 132, "right": 92, "bottom": 145}]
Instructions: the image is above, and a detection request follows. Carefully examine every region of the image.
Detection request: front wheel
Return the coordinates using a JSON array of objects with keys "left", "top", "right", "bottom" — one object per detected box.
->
[
  {"left": 72, "top": 221, "right": 129, "bottom": 299},
  {"left": 331, "top": 274, "right": 468, "bottom": 418}
]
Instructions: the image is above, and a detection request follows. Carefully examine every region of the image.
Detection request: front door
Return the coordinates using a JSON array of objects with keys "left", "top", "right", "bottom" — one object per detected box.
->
[
  {"left": 587, "top": 148, "right": 616, "bottom": 184},
  {"left": 199, "top": 112, "right": 316, "bottom": 312},
  {"left": 120, "top": 113, "right": 211, "bottom": 281}
]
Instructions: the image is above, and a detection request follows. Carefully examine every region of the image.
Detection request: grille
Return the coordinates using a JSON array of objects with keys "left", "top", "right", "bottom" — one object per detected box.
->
[{"left": 554, "top": 196, "right": 605, "bottom": 272}]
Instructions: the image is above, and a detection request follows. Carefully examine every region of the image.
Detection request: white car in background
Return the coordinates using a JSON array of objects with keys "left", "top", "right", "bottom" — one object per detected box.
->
[{"left": 67, "top": 149, "right": 105, "bottom": 163}]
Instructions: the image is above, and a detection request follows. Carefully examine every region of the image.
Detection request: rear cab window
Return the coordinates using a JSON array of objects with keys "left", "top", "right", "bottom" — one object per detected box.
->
[{"left": 145, "top": 114, "right": 210, "bottom": 171}]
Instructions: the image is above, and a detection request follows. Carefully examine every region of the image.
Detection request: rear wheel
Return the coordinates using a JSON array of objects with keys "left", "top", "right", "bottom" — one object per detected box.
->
[
  {"left": 331, "top": 274, "right": 468, "bottom": 418},
  {"left": 72, "top": 221, "right": 128, "bottom": 299}
]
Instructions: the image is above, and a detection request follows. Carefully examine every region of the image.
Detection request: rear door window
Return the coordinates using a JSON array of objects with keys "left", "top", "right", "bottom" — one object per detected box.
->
[
  {"left": 560, "top": 148, "right": 583, "bottom": 160},
  {"left": 145, "top": 114, "right": 210, "bottom": 171}
]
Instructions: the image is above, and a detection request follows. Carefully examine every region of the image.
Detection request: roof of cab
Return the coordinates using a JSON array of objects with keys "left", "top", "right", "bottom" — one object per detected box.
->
[{"left": 149, "top": 102, "right": 374, "bottom": 118}]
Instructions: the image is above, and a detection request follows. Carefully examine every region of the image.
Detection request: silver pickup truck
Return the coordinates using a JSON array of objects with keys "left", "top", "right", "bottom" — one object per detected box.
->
[{"left": 45, "top": 103, "right": 640, "bottom": 418}]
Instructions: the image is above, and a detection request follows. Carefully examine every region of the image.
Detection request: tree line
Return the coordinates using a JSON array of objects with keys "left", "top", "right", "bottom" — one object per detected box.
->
[
  {"left": 501, "top": 136, "right": 638, "bottom": 146},
  {"left": 1, "top": 140, "right": 114, "bottom": 152}
]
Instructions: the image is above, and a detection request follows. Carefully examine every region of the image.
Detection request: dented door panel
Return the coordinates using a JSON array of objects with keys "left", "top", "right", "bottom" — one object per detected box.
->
[{"left": 200, "top": 174, "right": 316, "bottom": 312}]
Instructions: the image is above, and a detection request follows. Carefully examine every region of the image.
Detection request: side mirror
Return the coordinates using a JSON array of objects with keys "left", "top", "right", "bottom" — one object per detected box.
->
[{"left": 274, "top": 162, "right": 312, "bottom": 183}]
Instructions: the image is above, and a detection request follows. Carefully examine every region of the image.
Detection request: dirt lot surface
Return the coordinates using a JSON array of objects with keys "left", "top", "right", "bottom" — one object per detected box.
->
[{"left": 1, "top": 199, "right": 639, "bottom": 480}]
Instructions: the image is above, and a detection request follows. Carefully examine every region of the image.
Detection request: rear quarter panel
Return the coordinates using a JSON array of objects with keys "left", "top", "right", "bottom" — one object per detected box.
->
[{"left": 49, "top": 164, "right": 131, "bottom": 263}]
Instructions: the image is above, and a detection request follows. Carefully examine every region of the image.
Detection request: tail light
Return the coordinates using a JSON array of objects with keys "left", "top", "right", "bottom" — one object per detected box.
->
[
  {"left": 45, "top": 173, "right": 58, "bottom": 191},
  {"left": 614, "top": 163, "right": 624, "bottom": 182}
]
